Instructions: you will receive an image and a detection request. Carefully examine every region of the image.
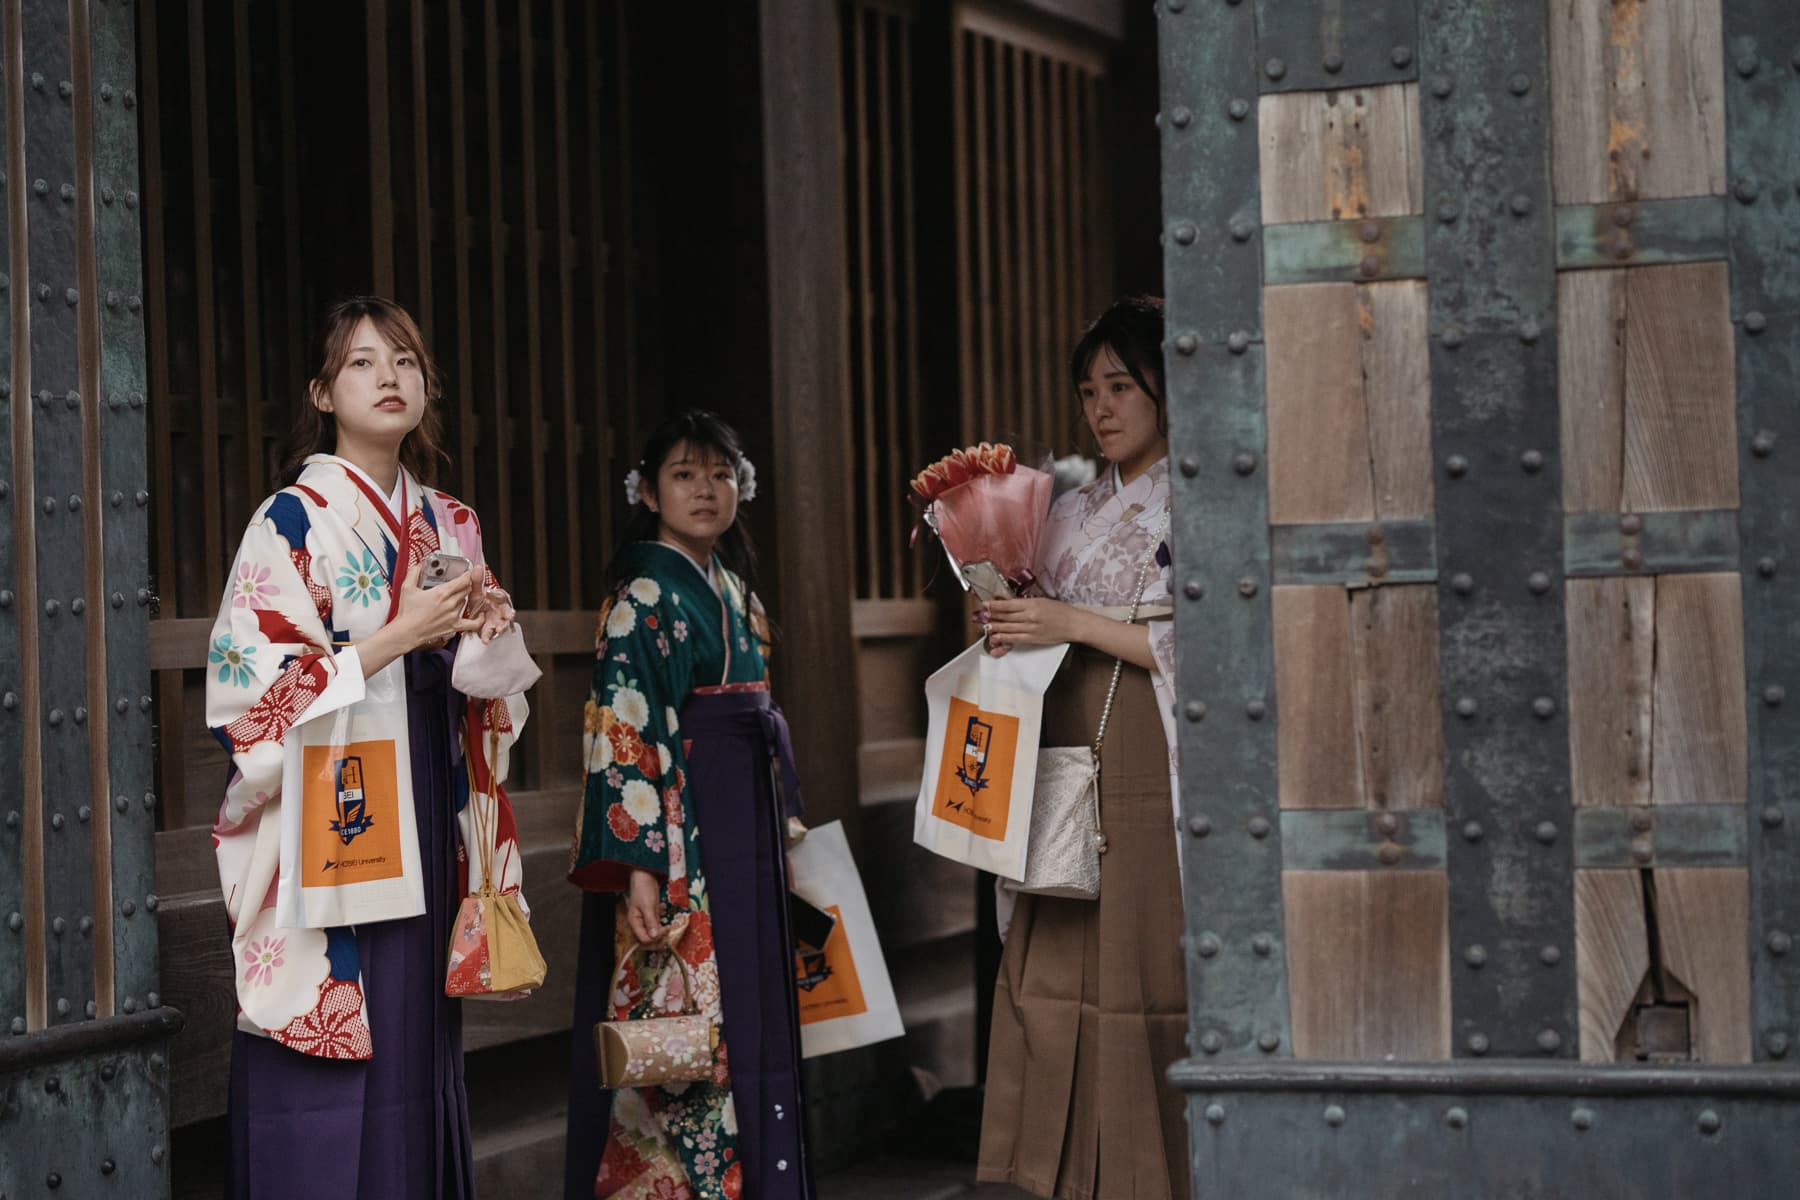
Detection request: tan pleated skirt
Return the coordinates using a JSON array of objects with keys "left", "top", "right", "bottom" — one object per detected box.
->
[{"left": 977, "top": 648, "right": 1190, "bottom": 1200}]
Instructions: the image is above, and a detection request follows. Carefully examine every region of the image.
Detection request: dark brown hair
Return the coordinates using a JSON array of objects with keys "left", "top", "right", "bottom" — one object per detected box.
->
[
  {"left": 1069, "top": 294, "right": 1167, "bottom": 435},
  {"left": 274, "top": 295, "right": 450, "bottom": 488}
]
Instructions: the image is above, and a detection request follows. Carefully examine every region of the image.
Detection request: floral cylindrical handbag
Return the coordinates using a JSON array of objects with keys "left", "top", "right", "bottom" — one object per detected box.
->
[{"left": 593, "top": 922, "right": 720, "bottom": 1089}]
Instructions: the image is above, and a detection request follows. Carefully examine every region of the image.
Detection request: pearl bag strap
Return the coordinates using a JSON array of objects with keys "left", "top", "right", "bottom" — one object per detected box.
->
[{"left": 1090, "top": 505, "right": 1172, "bottom": 762}]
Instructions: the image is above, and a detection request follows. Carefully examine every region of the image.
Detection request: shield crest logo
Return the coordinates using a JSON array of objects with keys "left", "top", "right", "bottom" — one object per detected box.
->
[
  {"left": 329, "top": 754, "right": 376, "bottom": 845},
  {"left": 956, "top": 714, "right": 994, "bottom": 796}
]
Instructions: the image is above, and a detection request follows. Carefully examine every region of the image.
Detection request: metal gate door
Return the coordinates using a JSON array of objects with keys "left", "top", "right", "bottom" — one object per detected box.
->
[
  {"left": 1159, "top": 1, "right": 1800, "bottom": 1194},
  {"left": 0, "top": 0, "right": 174, "bottom": 1195}
]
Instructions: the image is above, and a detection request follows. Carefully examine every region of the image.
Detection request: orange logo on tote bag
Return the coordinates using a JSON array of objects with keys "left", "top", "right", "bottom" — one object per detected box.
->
[
  {"left": 301, "top": 739, "right": 404, "bottom": 886},
  {"left": 794, "top": 905, "right": 868, "bottom": 1025},
  {"left": 931, "top": 697, "right": 1018, "bottom": 840}
]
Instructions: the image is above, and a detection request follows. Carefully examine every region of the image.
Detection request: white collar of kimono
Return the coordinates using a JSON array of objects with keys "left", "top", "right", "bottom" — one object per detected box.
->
[
  {"left": 320, "top": 454, "right": 407, "bottom": 522},
  {"left": 1109, "top": 455, "right": 1169, "bottom": 507},
  {"left": 656, "top": 539, "right": 720, "bottom": 595}
]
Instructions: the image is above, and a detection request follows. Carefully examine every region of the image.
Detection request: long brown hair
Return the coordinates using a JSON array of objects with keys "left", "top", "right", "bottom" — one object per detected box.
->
[{"left": 274, "top": 295, "right": 451, "bottom": 488}]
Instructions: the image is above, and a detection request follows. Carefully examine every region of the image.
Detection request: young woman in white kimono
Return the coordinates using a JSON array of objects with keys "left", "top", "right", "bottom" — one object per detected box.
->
[
  {"left": 205, "top": 296, "right": 529, "bottom": 1198},
  {"left": 976, "top": 296, "right": 1188, "bottom": 1200}
]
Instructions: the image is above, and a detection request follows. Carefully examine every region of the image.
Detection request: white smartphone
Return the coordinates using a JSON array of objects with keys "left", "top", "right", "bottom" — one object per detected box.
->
[{"left": 420, "top": 551, "right": 472, "bottom": 590}]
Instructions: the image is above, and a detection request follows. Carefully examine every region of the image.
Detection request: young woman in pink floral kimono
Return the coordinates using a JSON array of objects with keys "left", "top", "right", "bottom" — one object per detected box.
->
[
  {"left": 977, "top": 296, "right": 1189, "bottom": 1200},
  {"left": 207, "top": 296, "right": 530, "bottom": 1199}
]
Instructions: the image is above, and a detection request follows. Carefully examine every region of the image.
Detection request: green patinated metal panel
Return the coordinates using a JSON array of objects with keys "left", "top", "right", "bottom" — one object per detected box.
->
[
  {"left": 1253, "top": 0, "right": 1419, "bottom": 94},
  {"left": 1263, "top": 216, "right": 1426, "bottom": 285},
  {"left": 1573, "top": 805, "right": 1748, "bottom": 869},
  {"left": 1271, "top": 519, "right": 1436, "bottom": 586},
  {"left": 1554, "top": 196, "right": 1729, "bottom": 272},
  {"left": 1280, "top": 809, "right": 1446, "bottom": 871},
  {"left": 1563, "top": 509, "right": 1741, "bottom": 578},
  {"left": 0, "top": 0, "right": 24, "bottom": 1039}
]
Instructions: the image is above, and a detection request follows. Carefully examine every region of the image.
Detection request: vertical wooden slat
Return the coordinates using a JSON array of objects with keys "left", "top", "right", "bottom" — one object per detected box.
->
[
  {"left": 1028, "top": 53, "right": 1047, "bottom": 453},
  {"left": 409, "top": 0, "right": 433, "bottom": 343},
  {"left": 1349, "top": 586, "right": 1444, "bottom": 811},
  {"left": 1008, "top": 43, "right": 1026, "bottom": 441},
  {"left": 1273, "top": 586, "right": 1361, "bottom": 809},
  {"left": 482, "top": 0, "right": 513, "bottom": 581},
  {"left": 1575, "top": 868, "right": 1649, "bottom": 1061},
  {"left": 1358, "top": 281, "right": 1433, "bottom": 520},
  {"left": 875, "top": 13, "right": 901, "bottom": 598},
  {"left": 1066, "top": 60, "right": 1088, "bottom": 347},
  {"left": 448, "top": 0, "right": 475, "bottom": 504},
  {"left": 277, "top": 1, "right": 304, "bottom": 413},
  {"left": 899, "top": 16, "right": 921, "bottom": 596},
  {"left": 1566, "top": 577, "right": 1655, "bottom": 809},
  {"left": 611, "top": 1, "right": 639, "bottom": 483},
  {"left": 1651, "top": 572, "right": 1746, "bottom": 807},
  {"left": 1656, "top": 868, "right": 1752, "bottom": 1062},
  {"left": 993, "top": 42, "right": 1014, "bottom": 440},
  {"left": 584, "top": 1, "right": 613, "bottom": 569},
  {"left": 1047, "top": 58, "right": 1068, "bottom": 445},
  {"left": 852, "top": 10, "right": 876, "bottom": 599},
  {"left": 950, "top": 21, "right": 973, "bottom": 459},
  {"left": 517, "top": 0, "right": 547, "bottom": 607},
  {"left": 5, "top": 0, "right": 43, "bottom": 1031},
  {"left": 551, "top": 0, "right": 579, "bottom": 609},
  {"left": 1264, "top": 282, "right": 1375, "bottom": 525},
  {"left": 972, "top": 33, "right": 991, "bottom": 447},
  {"left": 232, "top": 2, "right": 264, "bottom": 500},
  {"left": 71, "top": 0, "right": 116, "bottom": 1019},
  {"left": 1620, "top": 261, "right": 1738, "bottom": 513},
  {"left": 186, "top": 1, "right": 222, "bottom": 604},
  {"left": 367, "top": 0, "right": 394, "bottom": 296},
  {"left": 1558, "top": 269, "right": 1628, "bottom": 513}
]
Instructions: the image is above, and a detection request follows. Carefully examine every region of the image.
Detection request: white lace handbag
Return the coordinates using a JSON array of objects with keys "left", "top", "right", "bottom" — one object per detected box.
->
[{"left": 1017, "top": 507, "right": 1170, "bottom": 900}]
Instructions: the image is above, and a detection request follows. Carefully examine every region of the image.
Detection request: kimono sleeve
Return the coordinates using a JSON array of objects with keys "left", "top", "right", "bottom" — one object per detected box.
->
[
  {"left": 569, "top": 578, "right": 692, "bottom": 893},
  {"left": 207, "top": 494, "right": 362, "bottom": 842}
]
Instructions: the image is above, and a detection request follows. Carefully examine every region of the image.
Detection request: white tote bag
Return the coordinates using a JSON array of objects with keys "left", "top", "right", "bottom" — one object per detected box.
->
[
  {"left": 276, "top": 657, "right": 426, "bottom": 929},
  {"left": 787, "top": 821, "right": 904, "bottom": 1058},
  {"left": 913, "top": 639, "right": 1068, "bottom": 881}
]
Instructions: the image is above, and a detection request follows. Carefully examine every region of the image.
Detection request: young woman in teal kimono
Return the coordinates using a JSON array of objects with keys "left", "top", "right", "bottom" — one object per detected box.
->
[{"left": 566, "top": 411, "right": 814, "bottom": 1200}]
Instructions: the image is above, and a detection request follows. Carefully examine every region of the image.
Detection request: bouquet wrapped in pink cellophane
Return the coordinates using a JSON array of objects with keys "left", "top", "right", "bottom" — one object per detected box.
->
[{"left": 912, "top": 443, "right": 1054, "bottom": 601}]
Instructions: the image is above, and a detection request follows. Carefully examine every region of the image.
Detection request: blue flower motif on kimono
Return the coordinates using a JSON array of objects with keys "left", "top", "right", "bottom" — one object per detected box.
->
[
  {"left": 209, "top": 634, "right": 258, "bottom": 688},
  {"left": 335, "top": 548, "right": 386, "bottom": 608}
]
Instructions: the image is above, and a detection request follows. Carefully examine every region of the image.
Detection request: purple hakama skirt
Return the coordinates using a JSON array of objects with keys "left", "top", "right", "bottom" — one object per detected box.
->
[
  {"left": 566, "top": 687, "right": 815, "bottom": 1200},
  {"left": 226, "top": 648, "right": 475, "bottom": 1200}
]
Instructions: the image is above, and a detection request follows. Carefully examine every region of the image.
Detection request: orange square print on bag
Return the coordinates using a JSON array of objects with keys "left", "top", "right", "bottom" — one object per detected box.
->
[
  {"left": 301, "top": 740, "right": 405, "bottom": 886},
  {"left": 931, "top": 697, "right": 1018, "bottom": 840},
  {"left": 794, "top": 905, "right": 867, "bottom": 1025}
]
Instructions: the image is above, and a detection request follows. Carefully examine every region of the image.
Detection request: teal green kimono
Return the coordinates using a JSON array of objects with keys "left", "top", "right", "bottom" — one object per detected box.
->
[{"left": 569, "top": 540, "right": 814, "bottom": 1200}]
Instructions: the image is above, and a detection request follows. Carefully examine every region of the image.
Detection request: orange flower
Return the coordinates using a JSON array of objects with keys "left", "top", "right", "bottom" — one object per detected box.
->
[{"left": 910, "top": 442, "right": 1018, "bottom": 503}]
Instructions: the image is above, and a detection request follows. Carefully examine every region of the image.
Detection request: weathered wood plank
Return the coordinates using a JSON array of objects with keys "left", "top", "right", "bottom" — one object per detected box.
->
[
  {"left": 1656, "top": 867, "right": 1751, "bottom": 1063},
  {"left": 1574, "top": 868, "right": 1650, "bottom": 1063},
  {"left": 1565, "top": 577, "right": 1654, "bottom": 809},
  {"left": 1283, "top": 870, "right": 1449, "bottom": 1060},
  {"left": 1349, "top": 586, "right": 1444, "bottom": 811},
  {"left": 1621, "top": 261, "right": 1738, "bottom": 512},
  {"left": 1265, "top": 283, "right": 1374, "bottom": 525},
  {"left": 1358, "top": 281, "right": 1433, "bottom": 520},
  {"left": 1273, "top": 586, "right": 1361, "bottom": 810},
  {"left": 1651, "top": 572, "right": 1746, "bottom": 807},
  {"left": 1549, "top": 0, "right": 1726, "bottom": 205},
  {"left": 1258, "top": 84, "right": 1423, "bottom": 225},
  {"left": 1557, "top": 269, "right": 1627, "bottom": 513}
]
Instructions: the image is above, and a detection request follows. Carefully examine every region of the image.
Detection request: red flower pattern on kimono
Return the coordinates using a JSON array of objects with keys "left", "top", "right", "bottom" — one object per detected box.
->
[
  {"left": 607, "top": 803, "right": 641, "bottom": 842},
  {"left": 220, "top": 654, "right": 330, "bottom": 751},
  {"left": 270, "top": 978, "right": 373, "bottom": 1060}
]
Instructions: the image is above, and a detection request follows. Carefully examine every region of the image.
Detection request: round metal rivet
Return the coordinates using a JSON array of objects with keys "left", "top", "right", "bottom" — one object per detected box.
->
[
  {"left": 1445, "top": 1106, "right": 1468, "bottom": 1130},
  {"left": 1205, "top": 1102, "right": 1225, "bottom": 1124},
  {"left": 1170, "top": 106, "right": 1192, "bottom": 128},
  {"left": 1737, "top": 54, "right": 1760, "bottom": 77},
  {"left": 1232, "top": 451, "right": 1258, "bottom": 476},
  {"left": 1442, "top": 326, "right": 1464, "bottom": 349},
  {"left": 1196, "top": 932, "right": 1221, "bottom": 958},
  {"left": 55, "top": 997, "right": 69, "bottom": 1017},
  {"left": 1736, "top": 177, "right": 1760, "bottom": 204},
  {"left": 121, "top": 900, "right": 135, "bottom": 917},
  {"left": 145, "top": 894, "right": 159, "bottom": 912},
  {"left": 1227, "top": 98, "right": 1249, "bottom": 122},
  {"left": 1510, "top": 193, "right": 1533, "bottom": 217},
  {"left": 1257, "top": 1031, "right": 1281, "bottom": 1053},
  {"left": 50, "top": 813, "right": 64, "bottom": 831},
  {"left": 1632, "top": 840, "right": 1655, "bottom": 865},
  {"left": 1763, "top": 806, "right": 1785, "bottom": 829},
  {"left": 148, "top": 992, "right": 161, "bottom": 1010},
  {"left": 1463, "top": 820, "right": 1483, "bottom": 843},
  {"left": 1455, "top": 697, "right": 1478, "bottom": 719},
  {"left": 1200, "top": 1032, "right": 1223, "bottom": 1055},
  {"left": 102, "top": 1159, "right": 116, "bottom": 1176},
  {"left": 1431, "top": 75, "right": 1453, "bottom": 98},
  {"left": 1247, "top": 816, "right": 1271, "bottom": 839},
  {"left": 1251, "top": 933, "right": 1272, "bottom": 956},
  {"left": 1521, "top": 449, "right": 1544, "bottom": 473},
  {"left": 1451, "top": 573, "right": 1474, "bottom": 596},
  {"left": 45, "top": 1075, "right": 59, "bottom": 1093},
  {"left": 77, "top": 805, "right": 89, "bottom": 824},
  {"left": 1184, "top": 580, "right": 1203, "bottom": 600},
  {"left": 1324, "top": 1104, "right": 1346, "bottom": 1127},
  {"left": 1375, "top": 812, "right": 1398, "bottom": 836},
  {"left": 1619, "top": 513, "right": 1644, "bottom": 535},
  {"left": 1623, "top": 549, "right": 1646, "bottom": 571},
  {"left": 1358, "top": 220, "right": 1383, "bottom": 245},
  {"left": 78, "top": 916, "right": 92, "bottom": 934},
  {"left": 8, "top": 1016, "right": 22, "bottom": 1033},
  {"left": 32, "top": 177, "right": 46, "bottom": 196},
  {"left": 1745, "top": 311, "right": 1767, "bottom": 335},
  {"left": 0, "top": 591, "right": 10, "bottom": 608},
  {"left": 1541, "top": 945, "right": 1562, "bottom": 966},
  {"left": 1246, "top": 699, "right": 1267, "bottom": 721},
  {"left": 1173, "top": 332, "right": 1197, "bottom": 356},
  {"left": 1172, "top": 222, "right": 1197, "bottom": 246},
  {"left": 1323, "top": 52, "right": 1343, "bottom": 74},
  {"left": 47, "top": 708, "right": 64, "bottom": 727},
  {"left": 1765, "top": 685, "right": 1786, "bottom": 707},
  {"left": 114, "top": 794, "right": 129, "bottom": 813},
  {"left": 1180, "top": 456, "right": 1200, "bottom": 478},
  {"left": 1533, "top": 696, "right": 1557, "bottom": 719},
  {"left": 151, "top": 1144, "right": 164, "bottom": 1164},
  {"left": 1227, "top": 330, "right": 1250, "bottom": 355},
  {"left": 1538, "top": 1029, "right": 1562, "bottom": 1053},
  {"left": 1612, "top": 205, "right": 1637, "bottom": 228},
  {"left": 1437, "top": 200, "right": 1460, "bottom": 224},
  {"left": 1230, "top": 219, "right": 1255, "bottom": 243},
  {"left": 1629, "top": 809, "right": 1654, "bottom": 834},
  {"left": 1536, "top": 821, "right": 1558, "bottom": 845},
  {"left": 1377, "top": 843, "right": 1402, "bottom": 869},
  {"left": 1572, "top": 1108, "right": 1594, "bottom": 1132},
  {"left": 1445, "top": 454, "right": 1468, "bottom": 478},
  {"left": 1391, "top": 45, "right": 1413, "bottom": 68},
  {"left": 123, "top": 995, "right": 138, "bottom": 1013},
  {"left": 1768, "top": 931, "right": 1792, "bottom": 956},
  {"left": 1464, "top": 944, "right": 1487, "bottom": 968},
  {"left": 1184, "top": 700, "right": 1207, "bottom": 723},
  {"left": 1237, "top": 577, "right": 1258, "bottom": 598},
  {"left": 3, "top": 812, "right": 14, "bottom": 829},
  {"left": 2, "top": 693, "right": 15, "bottom": 711},
  {"left": 6, "top": 912, "right": 21, "bottom": 932},
  {"left": 46, "top": 1172, "right": 62, "bottom": 1189},
  {"left": 111, "top": 592, "right": 124, "bottom": 609},
  {"left": 1188, "top": 815, "right": 1212, "bottom": 837},
  {"left": 1752, "top": 430, "right": 1776, "bottom": 457},
  {"left": 1528, "top": 572, "right": 1552, "bottom": 595},
  {"left": 1264, "top": 58, "right": 1287, "bottom": 81},
  {"left": 1698, "top": 1110, "right": 1722, "bottom": 1136},
  {"left": 1509, "top": 73, "right": 1531, "bottom": 95},
  {"left": 1765, "top": 1031, "right": 1791, "bottom": 1058}
]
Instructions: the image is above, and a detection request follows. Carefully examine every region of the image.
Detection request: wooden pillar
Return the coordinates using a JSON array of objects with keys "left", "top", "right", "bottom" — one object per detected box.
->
[{"left": 758, "top": 0, "right": 860, "bottom": 841}]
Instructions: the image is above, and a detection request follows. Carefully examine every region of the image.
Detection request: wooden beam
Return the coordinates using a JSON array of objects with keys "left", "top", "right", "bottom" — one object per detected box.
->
[{"left": 759, "top": 0, "right": 861, "bottom": 840}]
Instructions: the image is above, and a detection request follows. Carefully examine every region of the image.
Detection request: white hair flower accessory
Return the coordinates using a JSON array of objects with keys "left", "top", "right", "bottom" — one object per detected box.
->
[
  {"left": 736, "top": 457, "right": 758, "bottom": 503},
  {"left": 624, "top": 468, "right": 644, "bottom": 507}
]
